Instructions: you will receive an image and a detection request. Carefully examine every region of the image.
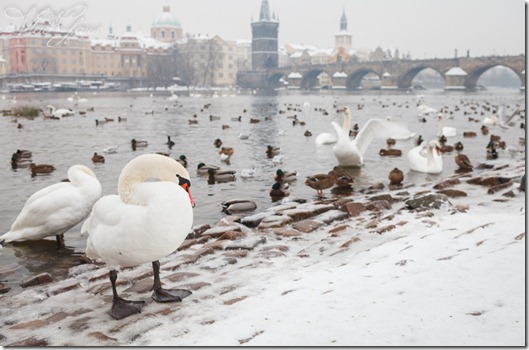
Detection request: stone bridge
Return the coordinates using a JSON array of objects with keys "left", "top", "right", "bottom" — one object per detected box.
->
[{"left": 243, "top": 55, "right": 525, "bottom": 91}]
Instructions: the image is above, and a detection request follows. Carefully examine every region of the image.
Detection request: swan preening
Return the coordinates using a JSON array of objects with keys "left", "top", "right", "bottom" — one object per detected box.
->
[
  {"left": 316, "top": 106, "right": 415, "bottom": 167},
  {"left": 81, "top": 154, "right": 194, "bottom": 319},
  {"left": 407, "top": 139, "right": 443, "bottom": 174},
  {"left": 46, "top": 105, "right": 74, "bottom": 118},
  {"left": 0, "top": 165, "right": 101, "bottom": 248}
]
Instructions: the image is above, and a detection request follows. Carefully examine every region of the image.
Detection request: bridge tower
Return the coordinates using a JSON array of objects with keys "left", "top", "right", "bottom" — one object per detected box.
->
[{"left": 251, "top": 0, "right": 279, "bottom": 70}]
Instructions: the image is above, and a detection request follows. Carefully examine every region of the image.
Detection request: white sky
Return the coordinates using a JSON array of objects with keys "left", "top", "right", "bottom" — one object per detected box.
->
[{"left": 0, "top": 0, "right": 525, "bottom": 59}]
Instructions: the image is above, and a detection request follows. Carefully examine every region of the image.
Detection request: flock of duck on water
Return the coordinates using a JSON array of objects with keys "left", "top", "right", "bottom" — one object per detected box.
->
[{"left": 2, "top": 95, "right": 525, "bottom": 320}]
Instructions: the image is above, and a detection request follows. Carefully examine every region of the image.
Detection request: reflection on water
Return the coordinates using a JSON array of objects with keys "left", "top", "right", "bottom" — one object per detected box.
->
[{"left": 0, "top": 89, "right": 525, "bottom": 290}]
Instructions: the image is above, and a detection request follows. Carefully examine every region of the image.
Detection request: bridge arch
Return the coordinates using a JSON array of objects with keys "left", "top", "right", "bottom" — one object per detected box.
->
[
  {"left": 465, "top": 64, "right": 524, "bottom": 90},
  {"left": 346, "top": 69, "right": 380, "bottom": 89},
  {"left": 398, "top": 65, "right": 444, "bottom": 90},
  {"left": 300, "top": 69, "right": 327, "bottom": 89}
]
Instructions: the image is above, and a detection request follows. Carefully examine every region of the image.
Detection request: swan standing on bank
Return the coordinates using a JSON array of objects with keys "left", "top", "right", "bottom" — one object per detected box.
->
[
  {"left": 408, "top": 139, "right": 443, "bottom": 174},
  {"left": 81, "top": 154, "right": 195, "bottom": 320},
  {"left": 316, "top": 106, "right": 415, "bottom": 167},
  {"left": 0, "top": 165, "right": 101, "bottom": 248}
]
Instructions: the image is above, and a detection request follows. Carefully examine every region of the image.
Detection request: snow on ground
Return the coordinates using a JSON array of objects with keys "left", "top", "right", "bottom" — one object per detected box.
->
[{"left": 0, "top": 159, "right": 525, "bottom": 347}]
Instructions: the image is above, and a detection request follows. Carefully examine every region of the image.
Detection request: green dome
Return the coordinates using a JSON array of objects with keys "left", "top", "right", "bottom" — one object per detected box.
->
[{"left": 152, "top": 6, "right": 181, "bottom": 27}]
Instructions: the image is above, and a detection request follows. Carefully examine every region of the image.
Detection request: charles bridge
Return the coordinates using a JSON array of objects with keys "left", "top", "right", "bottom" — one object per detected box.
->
[{"left": 238, "top": 54, "right": 526, "bottom": 91}]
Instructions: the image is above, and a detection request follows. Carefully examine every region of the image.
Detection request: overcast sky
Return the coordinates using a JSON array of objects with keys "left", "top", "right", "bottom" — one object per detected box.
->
[{"left": 0, "top": 0, "right": 525, "bottom": 59}]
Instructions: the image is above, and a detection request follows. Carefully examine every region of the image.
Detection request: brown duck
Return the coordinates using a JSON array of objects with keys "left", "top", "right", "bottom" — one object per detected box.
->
[
  {"left": 91, "top": 152, "right": 105, "bottom": 163},
  {"left": 30, "top": 163, "right": 56, "bottom": 176},
  {"left": 379, "top": 149, "right": 402, "bottom": 156},
  {"left": 455, "top": 154, "right": 473, "bottom": 171},
  {"left": 388, "top": 167, "right": 404, "bottom": 185},
  {"left": 305, "top": 170, "right": 337, "bottom": 197}
]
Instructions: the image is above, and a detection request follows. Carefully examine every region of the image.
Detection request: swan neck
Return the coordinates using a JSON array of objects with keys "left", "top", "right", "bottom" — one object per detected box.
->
[{"left": 342, "top": 110, "right": 351, "bottom": 135}]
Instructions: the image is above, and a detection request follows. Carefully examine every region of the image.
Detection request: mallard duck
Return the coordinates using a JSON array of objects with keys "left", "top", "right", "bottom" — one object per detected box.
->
[
  {"left": 454, "top": 141, "right": 464, "bottom": 151},
  {"left": 196, "top": 162, "right": 219, "bottom": 175},
  {"left": 455, "top": 154, "right": 473, "bottom": 171},
  {"left": 275, "top": 169, "right": 297, "bottom": 183},
  {"left": 305, "top": 170, "right": 337, "bottom": 197},
  {"left": 131, "top": 139, "right": 148, "bottom": 151},
  {"left": 266, "top": 145, "right": 281, "bottom": 158},
  {"left": 463, "top": 132, "right": 477, "bottom": 138},
  {"left": 388, "top": 167, "right": 404, "bottom": 185},
  {"left": 481, "top": 125, "right": 489, "bottom": 135},
  {"left": 332, "top": 166, "right": 354, "bottom": 189},
  {"left": 440, "top": 144, "right": 454, "bottom": 153},
  {"left": 304, "top": 130, "right": 312, "bottom": 137},
  {"left": 214, "top": 138, "right": 223, "bottom": 148},
  {"left": 176, "top": 155, "right": 187, "bottom": 168},
  {"left": 270, "top": 181, "right": 290, "bottom": 198},
  {"left": 30, "top": 163, "right": 56, "bottom": 176},
  {"left": 219, "top": 147, "right": 234, "bottom": 157},
  {"left": 15, "top": 149, "right": 32, "bottom": 159},
  {"left": 92, "top": 152, "right": 105, "bottom": 163},
  {"left": 207, "top": 168, "right": 236, "bottom": 184},
  {"left": 379, "top": 149, "right": 402, "bottom": 156}
]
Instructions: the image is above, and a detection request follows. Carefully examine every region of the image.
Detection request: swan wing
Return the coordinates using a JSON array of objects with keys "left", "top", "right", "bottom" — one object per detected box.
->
[{"left": 353, "top": 119, "right": 415, "bottom": 157}]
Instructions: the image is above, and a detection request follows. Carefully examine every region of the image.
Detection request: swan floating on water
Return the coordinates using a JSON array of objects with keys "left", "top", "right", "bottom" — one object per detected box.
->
[
  {"left": 407, "top": 139, "right": 443, "bottom": 174},
  {"left": 47, "top": 105, "right": 74, "bottom": 118},
  {"left": 437, "top": 114, "right": 457, "bottom": 137},
  {"left": 81, "top": 154, "right": 194, "bottom": 319},
  {"left": 316, "top": 106, "right": 415, "bottom": 167}
]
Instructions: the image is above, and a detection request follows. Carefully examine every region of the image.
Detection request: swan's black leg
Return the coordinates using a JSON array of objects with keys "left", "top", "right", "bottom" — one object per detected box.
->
[
  {"left": 151, "top": 260, "right": 192, "bottom": 302},
  {"left": 109, "top": 269, "right": 144, "bottom": 320},
  {"left": 55, "top": 234, "right": 65, "bottom": 250}
]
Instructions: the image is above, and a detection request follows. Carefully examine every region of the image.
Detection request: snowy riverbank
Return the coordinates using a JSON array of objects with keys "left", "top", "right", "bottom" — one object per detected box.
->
[{"left": 0, "top": 158, "right": 525, "bottom": 346}]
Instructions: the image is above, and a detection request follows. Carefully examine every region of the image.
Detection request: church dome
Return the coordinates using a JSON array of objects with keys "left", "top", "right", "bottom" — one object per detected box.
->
[{"left": 152, "top": 6, "right": 181, "bottom": 27}]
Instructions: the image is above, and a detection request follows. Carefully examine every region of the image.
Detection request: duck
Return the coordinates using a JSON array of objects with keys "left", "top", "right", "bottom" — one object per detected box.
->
[
  {"left": 270, "top": 181, "right": 290, "bottom": 198},
  {"left": 266, "top": 145, "right": 281, "bottom": 158},
  {"left": 275, "top": 169, "right": 297, "bottom": 183},
  {"left": 131, "top": 139, "right": 148, "bottom": 151},
  {"left": 481, "top": 125, "right": 489, "bottom": 135},
  {"left": 415, "top": 135, "right": 424, "bottom": 146},
  {"left": 46, "top": 105, "right": 74, "bottom": 118},
  {"left": 1, "top": 165, "right": 101, "bottom": 249},
  {"left": 10, "top": 154, "right": 32, "bottom": 169},
  {"left": 388, "top": 167, "right": 404, "bottom": 185},
  {"left": 92, "top": 152, "right": 105, "bottom": 163},
  {"left": 196, "top": 162, "right": 219, "bottom": 175},
  {"left": 118, "top": 116, "right": 127, "bottom": 122},
  {"left": 272, "top": 154, "right": 284, "bottom": 164},
  {"left": 81, "top": 154, "right": 194, "bottom": 320},
  {"left": 331, "top": 166, "right": 354, "bottom": 189},
  {"left": 316, "top": 107, "right": 415, "bottom": 167},
  {"left": 238, "top": 132, "right": 250, "bottom": 140},
  {"left": 219, "top": 147, "right": 234, "bottom": 157},
  {"left": 30, "top": 163, "right": 56, "bottom": 176},
  {"left": 103, "top": 145, "right": 118, "bottom": 154},
  {"left": 407, "top": 139, "right": 443, "bottom": 174},
  {"left": 305, "top": 170, "right": 337, "bottom": 197},
  {"left": 463, "top": 131, "right": 477, "bottom": 138},
  {"left": 379, "top": 149, "right": 402, "bottom": 156},
  {"left": 386, "top": 138, "right": 396, "bottom": 147},
  {"left": 304, "top": 130, "right": 312, "bottom": 137},
  {"left": 437, "top": 114, "right": 457, "bottom": 137},
  {"left": 207, "top": 168, "right": 236, "bottom": 184},
  {"left": 455, "top": 153, "right": 473, "bottom": 172},
  {"left": 221, "top": 199, "right": 257, "bottom": 214},
  {"left": 214, "top": 138, "right": 223, "bottom": 148},
  {"left": 15, "top": 149, "right": 32, "bottom": 159},
  {"left": 176, "top": 155, "right": 188, "bottom": 168},
  {"left": 166, "top": 136, "right": 175, "bottom": 148},
  {"left": 454, "top": 141, "right": 464, "bottom": 151}
]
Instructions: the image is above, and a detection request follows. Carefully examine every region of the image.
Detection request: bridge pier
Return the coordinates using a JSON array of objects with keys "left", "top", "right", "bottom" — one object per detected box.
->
[
  {"left": 381, "top": 73, "right": 398, "bottom": 90},
  {"left": 444, "top": 67, "right": 467, "bottom": 91}
]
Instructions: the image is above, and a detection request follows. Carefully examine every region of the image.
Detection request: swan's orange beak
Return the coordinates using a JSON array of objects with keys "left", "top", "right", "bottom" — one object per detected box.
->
[
  {"left": 435, "top": 147, "right": 441, "bottom": 156},
  {"left": 180, "top": 182, "right": 195, "bottom": 208}
]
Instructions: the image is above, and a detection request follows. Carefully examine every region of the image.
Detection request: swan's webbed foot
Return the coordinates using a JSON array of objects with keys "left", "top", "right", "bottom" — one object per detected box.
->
[
  {"left": 152, "top": 287, "right": 192, "bottom": 303},
  {"left": 110, "top": 296, "right": 145, "bottom": 320}
]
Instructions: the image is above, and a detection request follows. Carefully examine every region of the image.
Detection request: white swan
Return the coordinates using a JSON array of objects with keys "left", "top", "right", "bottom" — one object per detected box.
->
[
  {"left": 437, "top": 114, "right": 457, "bottom": 137},
  {"left": 408, "top": 139, "right": 443, "bottom": 174},
  {"left": 0, "top": 165, "right": 101, "bottom": 248},
  {"left": 81, "top": 154, "right": 194, "bottom": 320},
  {"left": 317, "top": 106, "right": 415, "bottom": 166},
  {"left": 47, "top": 104, "right": 74, "bottom": 118}
]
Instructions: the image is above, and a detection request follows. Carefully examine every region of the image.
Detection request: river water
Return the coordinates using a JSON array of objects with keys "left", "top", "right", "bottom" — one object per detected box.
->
[{"left": 0, "top": 88, "right": 525, "bottom": 288}]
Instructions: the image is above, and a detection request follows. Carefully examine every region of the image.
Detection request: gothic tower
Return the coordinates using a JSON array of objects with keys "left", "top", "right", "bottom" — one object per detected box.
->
[
  {"left": 251, "top": 0, "right": 279, "bottom": 70},
  {"left": 334, "top": 8, "right": 352, "bottom": 51}
]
